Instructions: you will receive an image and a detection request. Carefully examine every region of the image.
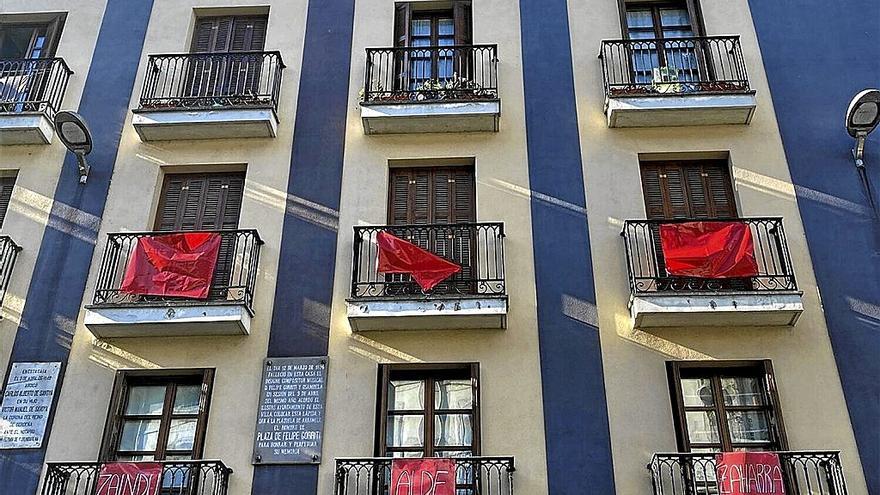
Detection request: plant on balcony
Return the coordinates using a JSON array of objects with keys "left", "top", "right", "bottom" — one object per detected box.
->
[{"left": 362, "top": 73, "right": 497, "bottom": 103}]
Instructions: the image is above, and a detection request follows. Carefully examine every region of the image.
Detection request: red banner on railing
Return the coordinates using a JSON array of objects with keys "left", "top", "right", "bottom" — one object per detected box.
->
[
  {"left": 120, "top": 232, "right": 222, "bottom": 299},
  {"left": 377, "top": 231, "right": 461, "bottom": 291},
  {"left": 715, "top": 452, "right": 786, "bottom": 495},
  {"left": 660, "top": 221, "right": 759, "bottom": 278},
  {"left": 96, "top": 462, "right": 162, "bottom": 495},
  {"left": 390, "top": 458, "right": 456, "bottom": 495}
]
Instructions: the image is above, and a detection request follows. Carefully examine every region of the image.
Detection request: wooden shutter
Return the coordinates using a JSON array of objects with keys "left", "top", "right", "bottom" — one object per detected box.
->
[
  {"left": 394, "top": 4, "right": 412, "bottom": 47},
  {"left": 0, "top": 176, "right": 16, "bottom": 228},
  {"left": 230, "top": 16, "right": 268, "bottom": 51},
  {"left": 388, "top": 166, "right": 475, "bottom": 225},
  {"left": 640, "top": 161, "right": 736, "bottom": 220},
  {"left": 453, "top": 1, "right": 472, "bottom": 45},
  {"left": 191, "top": 17, "right": 234, "bottom": 53},
  {"left": 155, "top": 172, "right": 245, "bottom": 231}
]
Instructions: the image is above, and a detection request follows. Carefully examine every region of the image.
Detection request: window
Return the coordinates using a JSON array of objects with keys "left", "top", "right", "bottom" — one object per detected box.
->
[
  {"left": 667, "top": 361, "right": 788, "bottom": 452},
  {"left": 187, "top": 15, "right": 268, "bottom": 101},
  {"left": 155, "top": 172, "right": 245, "bottom": 232},
  {"left": 388, "top": 166, "right": 476, "bottom": 293},
  {"left": 190, "top": 15, "right": 268, "bottom": 53},
  {"left": 394, "top": 2, "right": 472, "bottom": 89},
  {"left": 101, "top": 369, "right": 214, "bottom": 461},
  {"left": 640, "top": 160, "right": 736, "bottom": 220},
  {"left": 0, "top": 15, "right": 65, "bottom": 59},
  {"left": 0, "top": 174, "right": 16, "bottom": 228},
  {"left": 377, "top": 363, "right": 480, "bottom": 458},
  {"left": 619, "top": 0, "right": 704, "bottom": 84}
]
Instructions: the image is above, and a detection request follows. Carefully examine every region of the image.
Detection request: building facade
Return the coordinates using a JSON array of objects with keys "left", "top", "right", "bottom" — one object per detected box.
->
[{"left": 0, "top": 0, "right": 875, "bottom": 494}]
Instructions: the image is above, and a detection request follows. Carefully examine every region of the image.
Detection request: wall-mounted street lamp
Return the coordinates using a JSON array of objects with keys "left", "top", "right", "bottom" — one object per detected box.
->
[
  {"left": 53, "top": 111, "right": 93, "bottom": 184},
  {"left": 847, "top": 89, "right": 880, "bottom": 166},
  {"left": 845, "top": 89, "right": 880, "bottom": 217}
]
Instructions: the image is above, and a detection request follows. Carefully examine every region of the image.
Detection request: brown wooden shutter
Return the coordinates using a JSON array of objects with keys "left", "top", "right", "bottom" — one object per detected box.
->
[
  {"left": 155, "top": 172, "right": 245, "bottom": 231},
  {"left": 230, "top": 16, "right": 268, "bottom": 51},
  {"left": 191, "top": 17, "right": 234, "bottom": 53},
  {"left": 0, "top": 176, "right": 16, "bottom": 228},
  {"left": 388, "top": 166, "right": 475, "bottom": 225},
  {"left": 640, "top": 161, "right": 736, "bottom": 220},
  {"left": 394, "top": 3, "right": 412, "bottom": 47},
  {"left": 453, "top": 1, "right": 473, "bottom": 45}
]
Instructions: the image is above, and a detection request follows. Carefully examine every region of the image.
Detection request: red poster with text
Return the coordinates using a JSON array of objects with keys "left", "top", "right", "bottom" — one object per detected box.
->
[
  {"left": 390, "top": 458, "right": 456, "bottom": 495},
  {"left": 715, "top": 452, "right": 787, "bottom": 495},
  {"left": 96, "top": 462, "right": 162, "bottom": 495}
]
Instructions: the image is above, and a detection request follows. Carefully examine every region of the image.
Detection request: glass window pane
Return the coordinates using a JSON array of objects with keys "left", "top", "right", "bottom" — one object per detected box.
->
[
  {"left": 167, "top": 418, "right": 197, "bottom": 451},
  {"left": 434, "top": 414, "right": 473, "bottom": 447},
  {"left": 411, "top": 37, "right": 432, "bottom": 48},
  {"left": 389, "top": 380, "right": 425, "bottom": 411},
  {"left": 685, "top": 411, "right": 720, "bottom": 444},
  {"left": 411, "top": 19, "right": 431, "bottom": 36},
  {"left": 116, "top": 454, "right": 155, "bottom": 462},
  {"left": 660, "top": 8, "right": 691, "bottom": 27},
  {"left": 387, "top": 415, "right": 425, "bottom": 447},
  {"left": 125, "top": 386, "right": 166, "bottom": 415},
  {"left": 721, "top": 377, "right": 766, "bottom": 406},
  {"left": 391, "top": 450, "right": 424, "bottom": 458},
  {"left": 626, "top": 10, "right": 655, "bottom": 29},
  {"left": 662, "top": 28, "right": 695, "bottom": 39},
  {"left": 119, "top": 419, "right": 160, "bottom": 452},
  {"left": 438, "top": 19, "right": 454, "bottom": 36},
  {"left": 727, "top": 411, "right": 772, "bottom": 443},
  {"left": 681, "top": 378, "right": 714, "bottom": 407},
  {"left": 435, "top": 380, "right": 473, "bottom": 409},
  {"left": 173, "top": 385, "right": 201, "bottom": 414}
]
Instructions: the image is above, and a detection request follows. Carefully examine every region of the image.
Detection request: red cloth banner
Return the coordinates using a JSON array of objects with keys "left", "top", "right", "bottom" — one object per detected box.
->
[
  {"left": 715, "top": 452, "right": 787, "bottom": 495},
  {"left": 659, "top": 221, "right": 759, "bottom": 278},
  {"left": 390, "top": 458, "right": 456, "bottom": 495},
  {"left": 121, "top": 232, "right": 222, "bottom": 299},
  {"left": 377, "top": 231, "right": 461, "bottom": 292},
  {"left": 96, "top": 462, "right": 162, "bottom": 495}
]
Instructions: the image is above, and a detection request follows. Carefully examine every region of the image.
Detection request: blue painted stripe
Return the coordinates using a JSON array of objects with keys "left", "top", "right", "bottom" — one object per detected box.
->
[
  {"left": 251, "top": 0, "right": 355, "bottom": 492},
  {"left": 518, "top": 1, "right": 616, "bottom": 493},
  {"left": 748, "top": 1, "right": 880, "bottom": 492},
  {"left": 0, "top": 1, "right": 154, "bottom": 493}
]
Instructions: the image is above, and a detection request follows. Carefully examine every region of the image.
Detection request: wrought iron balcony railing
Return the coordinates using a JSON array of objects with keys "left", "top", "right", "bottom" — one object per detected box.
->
[
  {"left": 335, "top": 457, "right": 515, "bottom": 495},
  {"left": 649, "top": 451, "right": 848, "bottom": 495},
  {"left": 0, "top": 57, "right": 72, "bottom": 117},
  {"left": 41, "top": 460, "right": 232, "bottom": 495},
  {"left": 138, "top": 51, "right": 285, "bottom": 112},
  {"left": 91, "top": 229, "right": 263, "bottom": 314},
  {"left": 351, "top": 223, "right": 505, "bottom": 299},
  {"left": 363, "top": 45, "right": 499, "bottom": 103},
  {"left": 599, "top": 36, "right": 751, "bottom": 98},
  {"left": 621, "top": 218, "right": 797, "bottom": 294},
  {"left": 0, "top": 235, "right": 21, "bottom": 309}
]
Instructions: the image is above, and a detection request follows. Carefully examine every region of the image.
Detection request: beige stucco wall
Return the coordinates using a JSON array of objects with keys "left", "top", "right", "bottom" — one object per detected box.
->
[
  {"left": 0, "top": 0, "right": 107, "bottom": 385},
  {"left": 318, "top": 1, "right": 550, "bottom": 494},
  {"left": 568, "top": 0, "right": 869, "bottom": 493},
  {"left": 35, "top": 2, "right": 308, "bottom": 494}
]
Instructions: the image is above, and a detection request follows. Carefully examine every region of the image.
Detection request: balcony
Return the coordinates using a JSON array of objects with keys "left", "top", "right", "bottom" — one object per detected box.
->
[
  {"left": 360, "top": 45, "right": 500, "bottom": 134},
  {"left": 649, "top": 451, "right": 847, "bottom": 495},
  {"left": 0, "top": 235, "right": 21, "bottom": 309},
  {"left": 599, "top": 36, "right": 756, "bottom": 127},
  {"left": 84, "top": 229, "right": 262, "bottom": 337},
  {"left": 132, "top": 51, "right": 285, "bottom": 141},
  {"left": 0, "top": 58, "right": 72, "bottom": 144},
  {"left": 347, "top": 223, "right": 507, "bottom": 331},
  {"left": 41, "top": 460, "right": 232, "bottom": 495},
  {"left": 622, "top": 218, "right": 803, "bottom": 328},
  {"left": 335, "top": 457, "right": 515, "bottom": 495}
]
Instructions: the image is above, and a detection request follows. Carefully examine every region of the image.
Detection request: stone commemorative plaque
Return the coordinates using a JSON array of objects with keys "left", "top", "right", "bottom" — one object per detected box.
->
[
  {"left": 253, "top": 356, "right": 328, "bottom": 464},
  {"left": 0, "top": 361, "right": 61, "bottom": 449}
]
